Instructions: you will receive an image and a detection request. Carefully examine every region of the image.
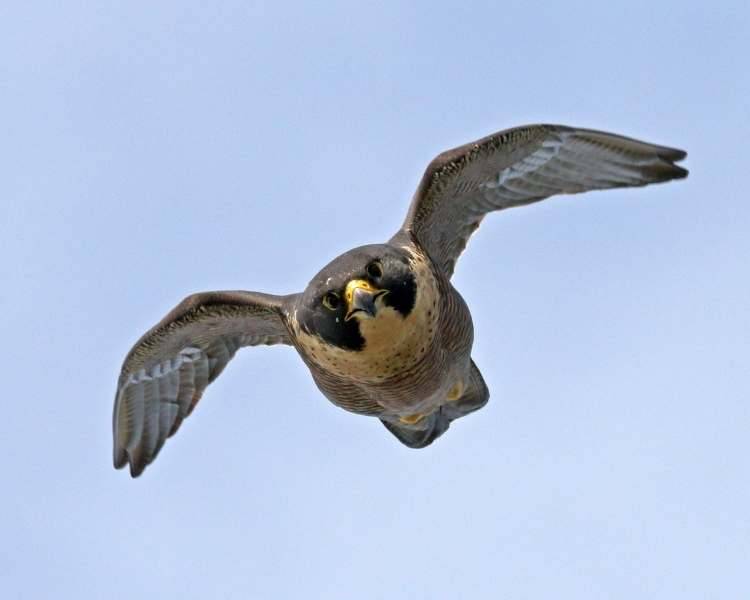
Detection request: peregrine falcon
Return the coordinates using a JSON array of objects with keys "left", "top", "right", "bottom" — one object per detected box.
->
[{"left": 112, "top": 124, "right": 688, "bottom": 477}]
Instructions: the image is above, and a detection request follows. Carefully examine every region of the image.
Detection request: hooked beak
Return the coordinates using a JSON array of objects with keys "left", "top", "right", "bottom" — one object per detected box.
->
[{"left": 344, "top": 279, "right": 388, "bottom": 321}]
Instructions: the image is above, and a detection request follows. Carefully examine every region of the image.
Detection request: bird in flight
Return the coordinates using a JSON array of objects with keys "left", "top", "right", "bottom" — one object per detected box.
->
[{"left": 113, "top": 124, "right": 688, "bottom": 477}]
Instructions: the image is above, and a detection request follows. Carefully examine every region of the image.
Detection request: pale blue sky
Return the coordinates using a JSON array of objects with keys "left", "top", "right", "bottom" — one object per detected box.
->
[{"left": 2, "top": 2, "right": 748, "bottom": 598}]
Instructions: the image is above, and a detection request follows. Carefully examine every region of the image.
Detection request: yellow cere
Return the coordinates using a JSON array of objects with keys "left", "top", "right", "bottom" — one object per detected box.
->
[{"left": 344, "top": 279, "right": 378, "bottom": 309}]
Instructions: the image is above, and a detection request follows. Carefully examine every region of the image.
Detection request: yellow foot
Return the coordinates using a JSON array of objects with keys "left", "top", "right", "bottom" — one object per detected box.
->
[
  {"left": 447, "top": 380, "right": 464, "bottom": 402},
  {"left": 399, "top": 413, "right": 426, "bottom": 425}
]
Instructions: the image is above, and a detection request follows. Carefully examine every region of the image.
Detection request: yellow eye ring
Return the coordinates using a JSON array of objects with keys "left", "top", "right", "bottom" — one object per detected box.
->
[{"left": 322, "top": 292, "right": 340, "bottom": 311}]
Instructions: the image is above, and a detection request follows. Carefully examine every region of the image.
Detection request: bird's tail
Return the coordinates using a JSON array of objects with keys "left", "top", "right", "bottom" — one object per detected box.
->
[{"left": 380, "top": 358, "right": 489, "bottom": 448}]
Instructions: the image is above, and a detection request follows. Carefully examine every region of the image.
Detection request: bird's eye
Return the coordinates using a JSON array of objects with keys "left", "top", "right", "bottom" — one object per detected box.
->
[
  {"left": 322, "top": 292, "right": 340, "bottom": 310},
  {"left": 366, "top": 261, "right": 383, "bottom": 279}
]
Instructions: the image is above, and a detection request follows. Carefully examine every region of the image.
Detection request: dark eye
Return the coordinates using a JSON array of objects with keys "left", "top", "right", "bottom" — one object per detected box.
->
[
  {"left": 322, "top": 292, "right": 340, "bottom": 310},
  {"left": 366, "top": 261, "right": 383, "bottom": 279}
]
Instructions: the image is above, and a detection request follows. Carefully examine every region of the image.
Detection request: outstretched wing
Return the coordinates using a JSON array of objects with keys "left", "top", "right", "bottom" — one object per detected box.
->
[
  {"left": 399, "top": 124, "right": 688, "bottom": 278},
  {"left": 113, "top": 290, "right": 295, "bottom": 477}
]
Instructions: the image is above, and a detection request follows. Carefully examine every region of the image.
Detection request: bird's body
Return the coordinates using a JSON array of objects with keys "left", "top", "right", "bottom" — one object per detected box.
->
[
  {"left": 290, "top": 239, "right": 481, "bottom": 442},
  {"left": 113, "top": 124, "right": 688, "bottom": 477}
]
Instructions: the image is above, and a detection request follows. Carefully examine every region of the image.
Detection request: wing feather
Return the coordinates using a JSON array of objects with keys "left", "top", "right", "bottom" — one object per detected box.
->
[
  {"left": 398, "top": 124, "right": 688, "bottom": 277},
  {"left": 113, "top": 290, "right": 295, "bottom": 477}
]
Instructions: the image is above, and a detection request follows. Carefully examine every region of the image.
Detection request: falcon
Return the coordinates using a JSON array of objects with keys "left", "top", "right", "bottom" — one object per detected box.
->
[{"left": 113, "top": 124, "right": 688, "bottom": 477}]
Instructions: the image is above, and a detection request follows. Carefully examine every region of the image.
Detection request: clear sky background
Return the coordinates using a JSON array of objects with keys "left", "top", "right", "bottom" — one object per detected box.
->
[{"left": 2, "top": 2, "right": 748, "bottom": 598}]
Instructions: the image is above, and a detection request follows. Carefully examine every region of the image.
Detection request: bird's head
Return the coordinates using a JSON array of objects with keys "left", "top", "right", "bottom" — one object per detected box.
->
[{"left": 295, "top": 244, "right": 419, "bottom": 351}]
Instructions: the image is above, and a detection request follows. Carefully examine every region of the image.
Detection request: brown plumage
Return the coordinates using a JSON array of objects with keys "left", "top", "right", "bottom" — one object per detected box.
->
[{"left": 112, "top": 124, "right": 687, "bottom": 477}]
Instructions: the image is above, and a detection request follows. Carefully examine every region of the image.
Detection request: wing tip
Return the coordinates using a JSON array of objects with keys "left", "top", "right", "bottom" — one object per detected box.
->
[
  {"left": 672, "top": 164, "right": 689, "bottom": 179},
  {"left": 113, "top": 451, "right": 127, "bottom": 470},
  {"left": 664, "top": 162, "right": 689, "bottom": 181},
  {"left": 658, "top": 145, "right": 688, "bottom": 178},
  {"left": 654, "top": 152, "right": 689, "bottom": 183},
  {"left": 113, "top": 449, "right": 146, "bottom": 477},
  {"left": 638, "top": 144, "right": 688, "bottom": 184},
  {"left": 129, "top": 460, "right": 146, "bottom": 478},
  {"left": 658, "top": 146, "right": 687, "bottom": 163}
]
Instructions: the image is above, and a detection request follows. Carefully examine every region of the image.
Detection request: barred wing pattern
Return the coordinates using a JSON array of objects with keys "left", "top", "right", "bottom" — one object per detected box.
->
[
  {"left": 113, "top": 291, "right": 293, "bottom": 477},
  {"left": 401, "top": 125, "right": 688, "bottom": 278}
]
